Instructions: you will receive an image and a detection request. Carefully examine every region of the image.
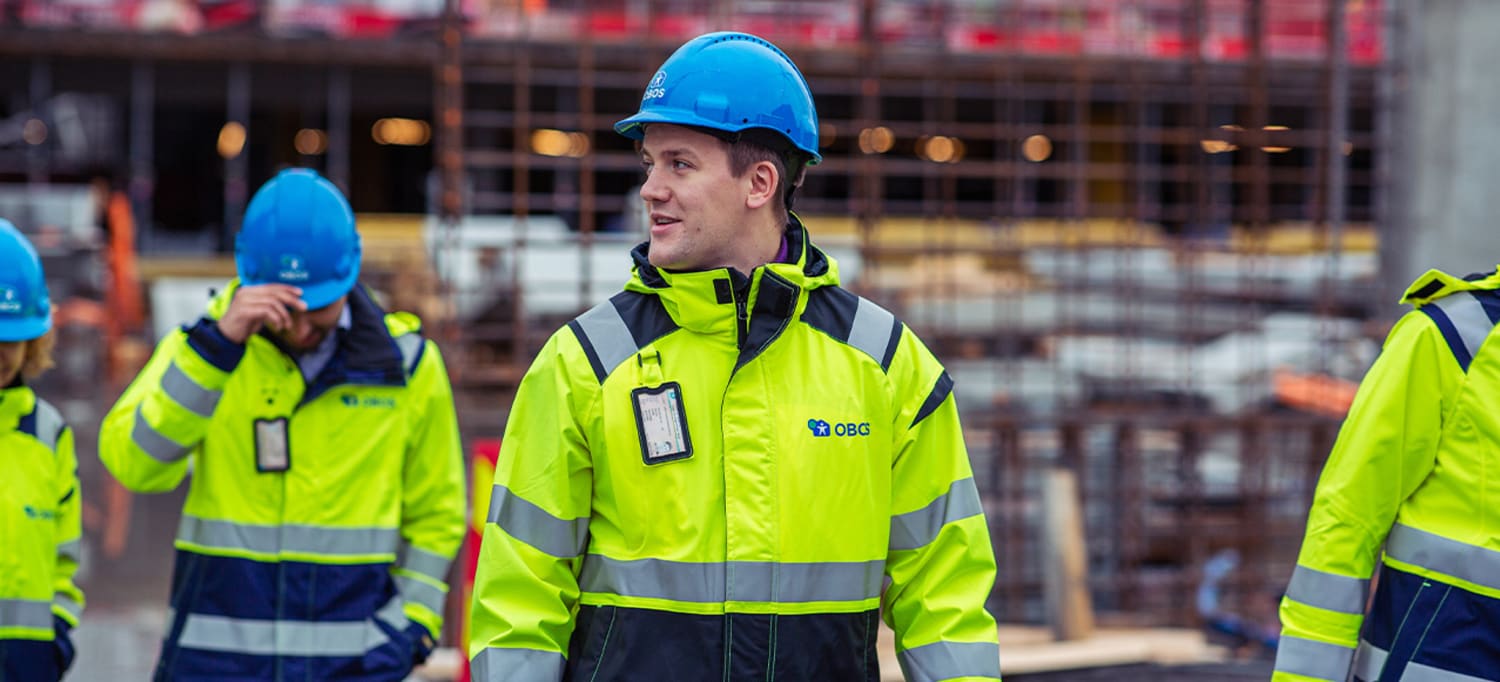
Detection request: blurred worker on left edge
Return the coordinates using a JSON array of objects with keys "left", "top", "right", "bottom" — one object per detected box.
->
[
  {"left": 98, "top": 168, "right": 466, "bottom": 681},
  {"left": 0, "top": 218, "right": 84, "bottom": 681}
]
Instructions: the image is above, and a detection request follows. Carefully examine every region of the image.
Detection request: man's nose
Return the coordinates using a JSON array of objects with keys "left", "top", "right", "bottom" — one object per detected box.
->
[{"left": 640, "top": 168, "right": 670, "bottom": 203}]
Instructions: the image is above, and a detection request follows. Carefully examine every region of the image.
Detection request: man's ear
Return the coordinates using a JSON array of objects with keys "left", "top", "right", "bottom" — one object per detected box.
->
[{"left": 745, "top": 160, "right": 779, "bottom": 210}]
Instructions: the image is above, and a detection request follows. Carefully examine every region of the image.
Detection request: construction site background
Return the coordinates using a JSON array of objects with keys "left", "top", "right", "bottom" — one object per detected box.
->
[{"left": 0, "top": 0, "right": 1418, "bottom": 679}]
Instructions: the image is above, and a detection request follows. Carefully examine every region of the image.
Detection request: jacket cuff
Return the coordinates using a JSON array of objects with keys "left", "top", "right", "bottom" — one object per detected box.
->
[
  {"left": 54, "top": 615, "right": 76, "bottom": 673},
  {"left": 183, "top": 317, "right": 246, "bottom": 372},
  {"left": 405, "top": 621, "right": 437, "bottom": 665}
]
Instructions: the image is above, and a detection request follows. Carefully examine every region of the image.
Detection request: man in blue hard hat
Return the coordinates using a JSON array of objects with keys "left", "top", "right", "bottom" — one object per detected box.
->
[
  {"left": 469, "top": 32, "right": 1003, "bottom": 681},
  {"left": 99, "top": 168, "right": 466, "bottom": 681},
  {"left": 0, "top": 219, "right": 85, "bottom": 682}
]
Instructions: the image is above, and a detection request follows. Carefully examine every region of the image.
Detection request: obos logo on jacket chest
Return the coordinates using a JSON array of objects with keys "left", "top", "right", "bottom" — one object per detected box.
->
[{"left": 808, "top": 418, "right": 871, "bottom": 437}]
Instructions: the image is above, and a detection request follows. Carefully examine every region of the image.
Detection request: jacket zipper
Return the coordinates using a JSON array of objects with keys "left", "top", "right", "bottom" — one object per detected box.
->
[{"left": 730, "top": 269, "right": 751, "bottom": 352}]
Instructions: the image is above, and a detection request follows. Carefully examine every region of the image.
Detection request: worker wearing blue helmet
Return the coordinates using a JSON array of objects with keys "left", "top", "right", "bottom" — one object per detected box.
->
[
  {"left": 0, "top": 219, "right": 84, "bottom": 682},
  {"left": 100, "top": 169, "right": 465, "bottom": 681},
  {"left": 470, "top": 32, "right": 1003, "bottom": 681}
]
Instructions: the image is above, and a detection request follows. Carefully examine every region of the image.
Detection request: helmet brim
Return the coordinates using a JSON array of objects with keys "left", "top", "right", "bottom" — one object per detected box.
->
[
  {"left": 298, "top": 270, "right": 360, "bottom": 311},
  {"left": 0, "top": 314, "right": 51, "bottom": 342},
  {"left": 614, "top": 110, "right": 822, "bottom": 165}
]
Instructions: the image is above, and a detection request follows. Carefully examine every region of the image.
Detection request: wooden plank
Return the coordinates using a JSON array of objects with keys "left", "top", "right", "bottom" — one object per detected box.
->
[
  {"left": 876, "top": 624, "right": 1220, "bottom": 680},
  {"left": 1042, "top": 468, "right": 1095, "bottom": 641}
]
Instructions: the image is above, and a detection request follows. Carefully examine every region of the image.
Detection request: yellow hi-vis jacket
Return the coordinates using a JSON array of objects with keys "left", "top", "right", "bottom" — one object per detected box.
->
[
  {"left": 0, "top": 383, "right": 83, "bottom": 681},
  {"left": 469, "top": 220, "right": 1002, "bottom": 682},
  {"left": 1276, "top": 267, "right": 1500, "bottom": 681},
  {"left": 99, "top": 282, "right": 465, "bottom": 681}
]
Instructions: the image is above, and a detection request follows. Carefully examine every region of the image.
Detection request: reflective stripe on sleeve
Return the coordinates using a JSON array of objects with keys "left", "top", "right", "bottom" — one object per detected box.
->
[
  {"left": 1273, "top": 634, "right": 1354, "bottom": 681},
  {"left": 896, "top": 640, "right": 1003, "bottom": 682},
  {"left": 161, "top": 361, "right": 223, "bottom": 417},
  {"left": 396, "top": 575, "right": 447, "bottom": 615},
  {"left": 487, "top": 485, "right": 589, "bottom": 559},
  {"left": 1285, "top": 564, "right": 1370, "bottom": 615},
  {"left": 890, "top": 478, "right": 984, "bottom": 551},
  {"left": 132, "top": 404, "right": 192, "bottom": 463},
  {"left": 52, "top": 595, "right": 82, "bottom": 624},
  {"left": 470, "top": 647, "right": 566, "bottom": 682},
  {"left": 396, "top": 542, "right": 452, "bottom": 583}
]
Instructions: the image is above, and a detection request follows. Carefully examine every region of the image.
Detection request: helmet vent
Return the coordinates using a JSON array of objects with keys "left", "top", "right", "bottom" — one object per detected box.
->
[{"left": 712, "top": 34, "right": 774, "bottom": 50}]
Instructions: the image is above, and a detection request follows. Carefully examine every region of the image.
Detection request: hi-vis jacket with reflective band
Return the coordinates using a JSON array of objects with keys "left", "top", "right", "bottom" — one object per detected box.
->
[
  {"left": 1275, "top": 267, "right": 1500, "bottom": 682},
  {"left": 469, "top": 220, "right": 1002, "bottom": 682},
  {"left": 99, "top": 281, "right": 465, "bottom": 682},
  {"left": 0, "top": 384, "right": 83, "bottom": 681}
]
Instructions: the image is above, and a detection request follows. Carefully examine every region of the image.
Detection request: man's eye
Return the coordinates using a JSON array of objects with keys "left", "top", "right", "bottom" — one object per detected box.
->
[{"left": 673, "top": 160, "right": 691, "bottom": 170}]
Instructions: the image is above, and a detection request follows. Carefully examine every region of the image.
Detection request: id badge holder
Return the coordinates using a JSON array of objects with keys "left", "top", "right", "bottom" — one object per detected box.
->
[
  {"left": 632, "top": 382, "right": 693, "bottom": 465},
  {"left": 254, "top": 418, "right": 291, "bottom": 472}
]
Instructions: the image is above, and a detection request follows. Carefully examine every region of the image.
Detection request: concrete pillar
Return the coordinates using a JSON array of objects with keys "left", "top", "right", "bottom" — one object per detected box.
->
[{"left": 1386, "top": 0, "right": 1500, "bottom": 311}]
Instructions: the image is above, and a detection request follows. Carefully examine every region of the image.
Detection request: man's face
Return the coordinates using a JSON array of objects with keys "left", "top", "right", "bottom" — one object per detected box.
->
[
  {"left": 638, "top": 124, "right": 754, "bottom": 272},
  {"left": 271, "top": 296, "right": 346, "bottom": 352},
  {"left": 0, "top": 341, "right": 23, "bottom": 386}
]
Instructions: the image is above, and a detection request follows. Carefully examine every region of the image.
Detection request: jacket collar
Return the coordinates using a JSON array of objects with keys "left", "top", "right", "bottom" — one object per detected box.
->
[
  {"left": 0, "top": 383, "right": 34, "bottom": 429},
  {"left": 623, "top": 215, "right": 840, "bottom": 336}
]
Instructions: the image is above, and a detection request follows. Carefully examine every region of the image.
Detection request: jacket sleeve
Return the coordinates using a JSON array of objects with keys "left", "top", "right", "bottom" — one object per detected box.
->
[
  {"left": 1273, "top": 311, "right": 1456, "bottom": 681},
  {"left": 99, "top": 318, "right": 243, "bottom": 492},
  {"left": 49, "top": 424, "right": 83, "bottom": 673},
  {"left": 392, "top": 339, "right": 467, "bottom": 650},
  {"left": 882, "top": 328, "right": 1002, "bottom": 682},
  {"left": 469, "top": 330, "right": 596, "bottom": 682},
  {"left": 52, "top": 424, "right": 84, "bottom": 629}
]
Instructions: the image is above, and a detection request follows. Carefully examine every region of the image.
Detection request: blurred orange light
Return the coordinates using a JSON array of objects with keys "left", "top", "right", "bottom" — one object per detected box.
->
[
  {"left": 295, "top": 128, "right": 328, "bottom": 156},
  {"left": 858, "top": 126, "right": 894, "bottom": 154},
  {"left": 819, "top": 122, "right": 837, "bottom": 148},
  {"left": 1022, "top": 134, "right": 1052, "bottom": 162},
  {"left": 919, "top": 135, "right": 964, "bottom": 164},
  {"left": 530, "top": 129, "right": 590, "bottom": 158},
  {"left": 373, "top": 118, "right": 431, "bottom": 146},
  {"left": 217, "top": 122, "right": 246, "bottom": 159}
]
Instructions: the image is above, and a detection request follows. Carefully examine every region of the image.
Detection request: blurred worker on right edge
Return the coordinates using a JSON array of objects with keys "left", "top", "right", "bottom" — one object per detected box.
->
[
  {"left": 1275, "top": 267, "right": 1500, "bottom": 681},
  {"left": 99, "top": 169, "right": 465, "bottom": 681},
  {"left": 468, "top": 31, "right": 1002, "bottom": 681}
]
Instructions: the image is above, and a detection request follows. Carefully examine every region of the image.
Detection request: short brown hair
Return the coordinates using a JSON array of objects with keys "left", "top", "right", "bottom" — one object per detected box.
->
[
  {"left": 720, "top": 138, "right": 804, "bottom": 226},
  {"left": 19, "top": 329, "right": 56, "bottom": 381}
]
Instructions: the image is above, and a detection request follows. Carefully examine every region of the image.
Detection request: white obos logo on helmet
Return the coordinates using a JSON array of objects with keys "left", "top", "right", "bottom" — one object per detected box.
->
[
  {"left": 643, "top": 70, "right": 667, "bottom": 102},
  {"left": 0, "top": 286, "right": 19, "bottom": 313},
  {"left": 278, "top": 254, "right": 310, "bottom": 282}
]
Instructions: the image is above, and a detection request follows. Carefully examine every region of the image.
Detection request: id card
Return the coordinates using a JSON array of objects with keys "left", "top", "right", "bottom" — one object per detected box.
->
[
  {"left": 254, "top": 418, "right": 291, "bottom": 472},
  {"left": 631, "top": 382, "right": 693, "bottom": 465}
]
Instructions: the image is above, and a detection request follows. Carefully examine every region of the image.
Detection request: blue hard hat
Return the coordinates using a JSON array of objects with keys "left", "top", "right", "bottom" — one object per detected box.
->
[
  {"left": 615, "top": 31, "right": 821, "bottom": 164},
  {"left": 235, "top": 168, "right": 361, "bottom": 310},
  {"left": 0, "top": 219, "right": 51, "bottom": 342}
]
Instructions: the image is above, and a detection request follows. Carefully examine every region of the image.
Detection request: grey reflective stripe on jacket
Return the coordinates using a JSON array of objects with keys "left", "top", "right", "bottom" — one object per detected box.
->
[
  {"left": 176, "top": 595, "right": 407, "bottom": 657},
  {"left": 577, "top": 555, "right": 884, "bottom": 604},
  {"left": 177, "top": 515, "right": 399, "bottom": 558}
]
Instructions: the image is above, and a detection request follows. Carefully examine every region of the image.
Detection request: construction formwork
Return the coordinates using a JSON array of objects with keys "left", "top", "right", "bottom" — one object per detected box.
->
[
  {"left": 433, "top": 0, "right": 1385, "bottom": 637},
  {"left": 0, "top": 0, "right": 1389, "bottom": 646}
]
